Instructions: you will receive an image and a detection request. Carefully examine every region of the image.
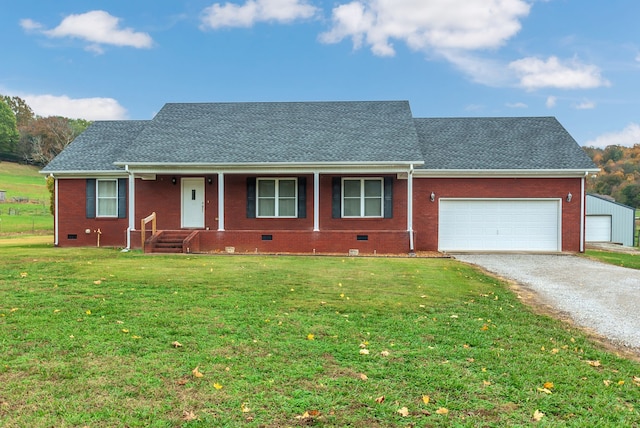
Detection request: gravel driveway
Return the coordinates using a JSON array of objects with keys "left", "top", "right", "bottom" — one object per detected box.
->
[{"left": 453, "top": 254, "right": 640, "bottom": 353}]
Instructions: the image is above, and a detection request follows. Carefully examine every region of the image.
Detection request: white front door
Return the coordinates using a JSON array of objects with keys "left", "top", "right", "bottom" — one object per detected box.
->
[{"left": 181, "top": 178, "right": 205, "bottom": 228}]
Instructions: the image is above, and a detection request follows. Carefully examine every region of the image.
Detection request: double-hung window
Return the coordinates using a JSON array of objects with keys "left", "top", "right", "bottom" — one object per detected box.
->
[
  {"left": 257, "top": 178, "right": 297, "bottom": 217},
  {"left": 96, "top": 179, "right": 118, "bottom": 217},
  {"left": 342, "top": 178, "right": 383, "bottom": 217}
]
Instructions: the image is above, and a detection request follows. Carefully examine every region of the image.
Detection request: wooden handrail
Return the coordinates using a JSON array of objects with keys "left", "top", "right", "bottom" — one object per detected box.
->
[{"left": 141, "top": 212, "right": 157, "bottom": 251}]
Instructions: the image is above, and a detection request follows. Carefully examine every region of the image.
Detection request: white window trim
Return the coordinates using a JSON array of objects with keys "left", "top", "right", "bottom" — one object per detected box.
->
[
  {"left": 96, "top": 178, "right": 118, "bottom": 218},
  {"left": 341, "top": 178, "right": 384, "bottom": 218},
  {"left": 256, "top": 178, "right": 298, "bottom": 218}
]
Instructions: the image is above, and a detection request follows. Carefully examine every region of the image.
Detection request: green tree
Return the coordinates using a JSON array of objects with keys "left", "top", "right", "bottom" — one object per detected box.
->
[
  {"left": 619, "top": 184, "right": 640, "bottom": 207},
  {"left": 0, "top": 99, "right": 19, "bottom": 155}
]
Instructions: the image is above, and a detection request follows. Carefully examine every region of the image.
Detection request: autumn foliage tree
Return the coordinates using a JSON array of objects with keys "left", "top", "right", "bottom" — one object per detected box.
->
[
  {"left": 583, "top": 144, "right": 640, "bottom": 208},
  {"left": 0, "top": 95, "right": 91, "bottom": 165}
]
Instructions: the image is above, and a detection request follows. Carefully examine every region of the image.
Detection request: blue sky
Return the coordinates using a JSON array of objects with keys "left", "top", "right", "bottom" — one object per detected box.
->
[{"left": 2, "top": 0, "right": 639, "bottom": 147}]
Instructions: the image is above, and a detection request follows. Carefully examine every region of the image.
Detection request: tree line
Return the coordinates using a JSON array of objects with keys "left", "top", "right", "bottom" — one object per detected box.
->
[
  {"left": 0, "top": 95, "right": 91, "bottom": 166},
  {"left": 583, "top": 145, "right": 640, "bottom": 208}
]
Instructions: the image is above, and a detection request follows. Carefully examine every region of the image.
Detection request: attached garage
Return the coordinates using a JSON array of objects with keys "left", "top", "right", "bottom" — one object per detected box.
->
[{"left": 438, "top": 199, "right": 561, "bottom": 252}]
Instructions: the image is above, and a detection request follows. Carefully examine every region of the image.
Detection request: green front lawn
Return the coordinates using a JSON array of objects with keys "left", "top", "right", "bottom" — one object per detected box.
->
[
  {"left": 585, "top": 250, "right": 640, "bottom": 269},
  {"left": 1, "top": 245, "right": 639, "bottom": 427}
]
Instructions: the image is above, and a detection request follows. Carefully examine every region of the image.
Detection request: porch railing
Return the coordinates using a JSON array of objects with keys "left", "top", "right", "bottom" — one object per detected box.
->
[{"left": 141, "top": 212, "right": 157, "bottom": 251}]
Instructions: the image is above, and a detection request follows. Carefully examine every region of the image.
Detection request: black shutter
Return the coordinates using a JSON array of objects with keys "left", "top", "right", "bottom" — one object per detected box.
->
[
  {"left": 117, "top": 178, "right": 127, "bottom": 218},
  {"left": 332, "top": 177, "right": 341, "bottom": 219},
  {"left": 86, "top": 179, "right": 96, "bottom": 218},
  {"left": 383, "top": 177, "right": 393, "bottom": 219},
  {"left": 297, "top": 177, "right": 306, "bottom": 218},
  {"left": 246, "top": 177, "right": 256, "bottom": 218}
]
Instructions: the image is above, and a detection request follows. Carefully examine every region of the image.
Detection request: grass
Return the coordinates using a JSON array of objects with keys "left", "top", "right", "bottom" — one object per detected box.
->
[
  {"left": 1, "top": 243, "right": 639, "bottom": 427},
  {"left": 0, "top": 161, "right": 52, "bottom": 234},
  {"left": 585, "top": 250, "right": 640, "bottom": 270}
]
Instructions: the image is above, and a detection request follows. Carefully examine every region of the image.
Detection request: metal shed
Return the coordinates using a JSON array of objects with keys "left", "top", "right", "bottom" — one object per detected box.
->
[{"left": 586, "top": 194, "right": 636, "bottom": 247}]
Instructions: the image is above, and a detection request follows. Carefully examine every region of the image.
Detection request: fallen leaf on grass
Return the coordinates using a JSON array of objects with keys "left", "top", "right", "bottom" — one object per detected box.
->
[
  {"left": 20, "top": 272, "right": 28, "bottom": 278},
  {"left": 241, "top": 402, "right": 251, "bottom": 413},
  {"left": 359, "top": 373, "right": 368, "bottom": 381},
  {"left": 587, "top": 360, "right": 601, "bottom": 367},
  {"left": 633, "top": 376, "right": 640, "bottom": 386},
  {"left": 307, "top": 333, "right": 315, "bottom": 341},
  {"left": 436, "top": 407, "right": 449, "bottom": 415},
  {"left": 533, "top": 409, "right": 544, "bottom": 421},
  {"left": 177, "top": 378, "right": 189, "bottom": 386},
  {"left": 359, "top": 349, "right": 369, "bottom": 355},
  {"left": 397, "top": 407, "right": 409, "bottom": 417},
  {"left": 93, "top": 280, "right": 102, "bottom": 285},
  {"left": 182, "top": 410, "right": 198, "bottom": 421},
  {"left": 380, "top": 350, "right": 390, "bottom": 357},
  {"left": 213, "top": 382, "right": 223, "bottom": 390},
  {"left": 543, "top": 382, "right": 554, "bottom": 390},
  {"left": 375, "top": 396, "right": 385, "bottom": 404},
  {"left": 537, "top": 387, "right": 552, "bottom": 394},
  {"left": 85, "top": 310, "right": 91, "bottom": 315},
  {"left": 121, "top": 329, "right": 129, "bottom": 333},
  {"left": 603, "top": 379, "right": 612, "bottom": 387},
  {"left": 192, "top": 367, "right": 204, "bottom": 378},
  {"left": 422, "top": 395, "right": 430, "bottom": 404},
  {"left": 172, "top": 341, "right": 183, "bottom": 348}
]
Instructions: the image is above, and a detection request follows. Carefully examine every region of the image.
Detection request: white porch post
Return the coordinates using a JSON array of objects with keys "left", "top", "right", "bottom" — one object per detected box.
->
[
  {"left": 127, "top": 167, "right": 135, "bottom": 249},
  {"left": 53, "top": 175, "right": 59, "bottom": 246},
  {"left": 218, "top": 172, "right": 225, "bottom": 231},
  {"left": 580, "top": 173, "right": 586, "bottom": 252},
  {"left": 407, "top": 165, "right": 414, "bottom": 251},
  {"left": 313, "top": 172, "right": 320, "bottom": 231}
]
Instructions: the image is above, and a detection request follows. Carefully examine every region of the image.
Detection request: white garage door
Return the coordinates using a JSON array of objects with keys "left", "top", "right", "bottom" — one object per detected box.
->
[
  {"left": 438, "top": 199, "right": 561, "bottom": 252},
  {"left": 585, "top": 215, "right": 612, "bottom": 242}
]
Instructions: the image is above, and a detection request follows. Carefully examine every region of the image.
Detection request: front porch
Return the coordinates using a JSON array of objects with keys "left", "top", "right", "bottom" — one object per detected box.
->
[{"left": 138, "top": 229, "right": 413, "bottom": 255}]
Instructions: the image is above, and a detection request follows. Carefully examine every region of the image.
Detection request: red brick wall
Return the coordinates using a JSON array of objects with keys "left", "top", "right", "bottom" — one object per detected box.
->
[
  {"left": 58, "top": 175, "right": 585, "bottom": 253},
  {"left": 412, "top": 177, "right": 584, "bottom": 252},
  {"left": 135, "top": 175, "right": 219, "bottom": 230},
  {"left": 56, "top": 178, "right": 129, "bottom": 247}
]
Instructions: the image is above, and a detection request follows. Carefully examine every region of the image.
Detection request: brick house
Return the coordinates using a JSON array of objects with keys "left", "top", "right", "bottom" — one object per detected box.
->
[{"left": 40, "top": 101, "right": 598, "bottom": 254}]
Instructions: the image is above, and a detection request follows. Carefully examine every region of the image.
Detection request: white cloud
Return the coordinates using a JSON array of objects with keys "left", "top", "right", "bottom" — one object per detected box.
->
[
  {"left": 319, "top": 0, "right": 531, "bottom": 57},
  {"left": 509, "top": 56, "right": 610, "bottom": 90},
  {"left": 19, "top": 18, "right": 43, "bottom": 31},
  {"left": 546, "top": 95, "right": 557, "bottom": 108},
  {"left": 584, "top": 123, "right": 640, "bottom": 148},
  {"left": 201, "top": 0, "right": 318, "bottom": 29},
  {"left": 21, "top": 94, "right": 128, "bottom": 120},
  {"left": 22, "top": 10, "right": 153, "bottom": 52},
  {"left": 506, "top": 102, "right": 527, "bottom": 108},
  {"left": 573, "top": 100, "right": 595, "bottom": 110}
]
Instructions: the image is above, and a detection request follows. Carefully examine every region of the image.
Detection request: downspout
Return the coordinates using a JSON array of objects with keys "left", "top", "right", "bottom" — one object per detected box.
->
[
  {"left": 407, "top": 164, "right": 415, "bottom": 253},
  {"left": 580, "top": 172, "right": 586, "bottom": 252},
  {"left": 52, "top": 174, "right": 59, "bottom": 246}
]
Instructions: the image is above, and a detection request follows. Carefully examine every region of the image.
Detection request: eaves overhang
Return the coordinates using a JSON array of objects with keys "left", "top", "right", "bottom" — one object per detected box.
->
[
  {"left": 413, "top": 168, "right": 600, "bottom": 178},
  {"left": 39, "top": 169, "right": 127, "bottom": 178},
  {"left": 115, "top": 161, "right": 425, "bottom": 175}
]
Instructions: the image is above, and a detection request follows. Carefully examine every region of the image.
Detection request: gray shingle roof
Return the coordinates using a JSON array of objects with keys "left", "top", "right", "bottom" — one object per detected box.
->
[
  {"left": 41, "top": 120, "right": 148, "bottom": 173},
  {"left": 116, "top": 101, "right": 422, "bottom": 164},
  {"left": 414, "top": 117, "right": 597, "bottom": 170},
  {"left": 41, "top": 102, "right": 597, "bottom": 174}
]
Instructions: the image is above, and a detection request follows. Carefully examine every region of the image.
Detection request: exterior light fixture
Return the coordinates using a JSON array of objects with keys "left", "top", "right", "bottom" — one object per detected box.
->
[
  {"left": 207, "top": 177, "right": 213, "bottom": 185},
  {"left": 430, "top": 192, "right": 435, "bottom": 202},
  {"left": 171, "top": 177, "right": 177, "bottom": 185},
  {"left": 566, "top": 192, "right": 572, "bottom": 202}
]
